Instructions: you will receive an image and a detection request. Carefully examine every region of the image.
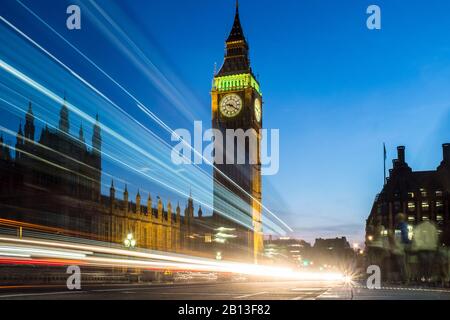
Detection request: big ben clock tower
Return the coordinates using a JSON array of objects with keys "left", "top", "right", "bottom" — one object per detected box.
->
[{"left": 211, "top": 1, "right": 263, "bottom": 263}]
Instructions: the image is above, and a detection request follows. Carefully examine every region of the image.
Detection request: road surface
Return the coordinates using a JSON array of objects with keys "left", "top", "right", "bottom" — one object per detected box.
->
[{"left": 1, "top": 280, "right": 450, "bottom": 300}]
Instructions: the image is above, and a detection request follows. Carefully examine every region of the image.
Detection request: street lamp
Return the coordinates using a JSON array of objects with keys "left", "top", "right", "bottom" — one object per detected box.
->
[
  {"left": 216, "top": 251, "right": 222, "bottom": 260},
  {"left": 124, "top": 233, "right": 136, "bottom": 248}
]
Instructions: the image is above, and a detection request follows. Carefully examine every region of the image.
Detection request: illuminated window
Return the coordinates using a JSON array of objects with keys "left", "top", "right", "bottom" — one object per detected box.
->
[
  {"left": 437, "top": 215, "right": 444, "bottom": 222},
  {"left": 420, "top": 188, "right": 428, "bottom": 197},
  {"left": 422, "top": 201, "right": 429, "bottom": 210},
  {"left": 436, "top": 201, "right": 443, "bottom": 208},
  {"left": 436, "top": 190, "right": 443, "bottom": 197},
  {"left": 408, "top": 192, "right": 415, "bottom": 199},
  {"left": 422, "top": 216, "right": 429, "bottom": 221},
  {"left": 408, "top": 202, "right": 416, "bottom": 211},
  {"left": 408, "top": 216, "right": 416, "bottom": 222}
]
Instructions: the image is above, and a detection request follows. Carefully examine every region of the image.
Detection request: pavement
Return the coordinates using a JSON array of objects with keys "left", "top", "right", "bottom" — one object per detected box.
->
[{"left": 1, "top": 280, "right": 450, "bottom": 300}]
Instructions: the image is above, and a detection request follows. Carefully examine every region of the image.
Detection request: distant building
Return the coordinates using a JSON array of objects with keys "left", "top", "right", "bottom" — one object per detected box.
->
[
  {"left": 263, "top": 237, "right": 311, "bottom": 267},
  {"left": 366, "top": 145, "right": 450, "bottom": 246},
  {"left": 311, "top": 237, "right": 354, "bottom": 267},
  {"left": 314, "top": 237, "right": 351, "bottom": 251},
  {"left": 0, "top": 99, "right": 210, "bottom": 254}
]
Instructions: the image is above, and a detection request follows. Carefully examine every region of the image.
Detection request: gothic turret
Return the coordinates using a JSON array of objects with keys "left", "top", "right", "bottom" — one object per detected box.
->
[
  {"left": 59, "top": 96, "right": 69, "bottom": 133},
  {"left": 136, "top": 189, "right": 141, "bottom": 213},
  {"left": 79, "top": 123, "right": 86, "bottom": 149},
  {"left": 110, "top": 180, "right": 115, "bottom": 211},
  {"left": 176, "top": 202, "right": 181, "bottom": 224},
  {"left": 123, "top": 184, "right": 129, "bottom": 213},
  {"left": 91, "top": 114, "right": 102, "bottom": 201},
  {"left": 15, "top": 123, "right": 24, "bottom": 160},
  {"left": 92, "top": 114, "right": 102, "bottom": 155},
  {"left": 187, "top": 191, "right": 194, "bottom": 219},
  {"left": 167, "top": 201, "right": 172, "bottom": 223},
  {"left": 157, "top": 196, "right": 163, "bottom": 222},
  {"left": 110, "top": 180, "right": 115, "bottom": 200},
  {"left": 147, "top": 193, "right": 152, "bottom": 213},
  {"left": 24, "top": 102, "right": 35, "bottom": 143}
]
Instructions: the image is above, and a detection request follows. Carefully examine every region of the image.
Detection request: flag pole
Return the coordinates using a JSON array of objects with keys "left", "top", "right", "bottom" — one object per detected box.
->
[{"left": 383, "top": 143, "right": 387, "bottom": 185}]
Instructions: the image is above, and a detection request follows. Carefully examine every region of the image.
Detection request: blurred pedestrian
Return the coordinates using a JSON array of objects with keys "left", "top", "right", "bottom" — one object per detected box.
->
[
  {"left": 367, "top": 216, "right": 388, "bottom": 273},
  {"left": 437, "top": 245, "right": 449, "bottom": 287},
  {"left": 390, "top": 213, "right": 411, "bottom": 284},
  {"left": 412, "top": 220, "right": 438, "bottom": 283}
]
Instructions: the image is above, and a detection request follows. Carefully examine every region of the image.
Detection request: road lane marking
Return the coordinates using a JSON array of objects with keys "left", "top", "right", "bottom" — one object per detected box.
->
[
  {"left": 92, "top": 288, "right": 146, "bottom": 292},
  {"left": 291, "top": 288, "right": 326, "bottom": 291},
  {"left": 352, "top": 285, "right": 450, "bottom": 293},
  {"left": 234, "top": 291, "right": 268, "bottom": 299},
  {"left": 0, "top": 291, "right": 85, "bottom": 299},
  {"left": 291, "top": 296, "right": 317, "bottom": 300}
]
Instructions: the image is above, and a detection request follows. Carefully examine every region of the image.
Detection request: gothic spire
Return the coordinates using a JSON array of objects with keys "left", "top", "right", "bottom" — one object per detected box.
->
[
  {"left": 16, "top": 122, "right": 24, "bottom": 145},
  {"left": 15, "top": 123, "right": 24, "bottom": 160},
  {"left": 92, "top": 113, "right": 101, "bottom": 154},
  {"left": 217, "top": 1, "right": 251, "bottom": 76},
  {"left": 24, "top": 101, "right": 35, "bottom": 142},
  {"left": 59, "top": 95, "right": 69, "bottom": 133},
  {"left": 17, "top": 122, "right": 23, "bottom": 137},
  {"left": 26, "top": 101, "right": 33, "bottom": 122},
  {"left": 79, "top": 122, "right": 85, "bottom": 144},
  {"left": 226, "top": 0, "right": 246, "bottom": 43}
]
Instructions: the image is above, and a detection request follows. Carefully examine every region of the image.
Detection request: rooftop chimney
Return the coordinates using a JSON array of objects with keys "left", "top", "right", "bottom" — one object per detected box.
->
[
  {"left": 397, "top": 146, "right": 405, "bottom": 164},
  {"left": 443, "top": 143, "right": 450, "bottom": 163}
]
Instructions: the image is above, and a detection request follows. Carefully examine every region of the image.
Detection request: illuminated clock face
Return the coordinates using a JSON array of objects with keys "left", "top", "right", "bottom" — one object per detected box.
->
[
  {"left": 254, "top": 98, "right": 262, "bottom": 122},
  {"left": 220, "top": 94, "right": 242, "bottom": 118}
]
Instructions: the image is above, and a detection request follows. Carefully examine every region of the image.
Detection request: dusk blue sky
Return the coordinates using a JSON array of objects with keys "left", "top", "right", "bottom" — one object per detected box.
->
[{"left": 2, "top": 0, "right": 450, "bottom": 243}]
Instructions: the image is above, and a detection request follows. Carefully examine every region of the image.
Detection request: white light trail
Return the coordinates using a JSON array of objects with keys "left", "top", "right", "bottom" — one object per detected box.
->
[
  {"left": 2, "top": 6, "right": 293, "bottom": 233},
  {"left": 0, "top": 236, "right": 346, "bottom": 282}
]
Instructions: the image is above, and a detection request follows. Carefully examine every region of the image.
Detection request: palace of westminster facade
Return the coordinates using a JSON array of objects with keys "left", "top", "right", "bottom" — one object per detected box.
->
[{"left": 0, "top": 100, "right": 210, "bottom": 254}]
